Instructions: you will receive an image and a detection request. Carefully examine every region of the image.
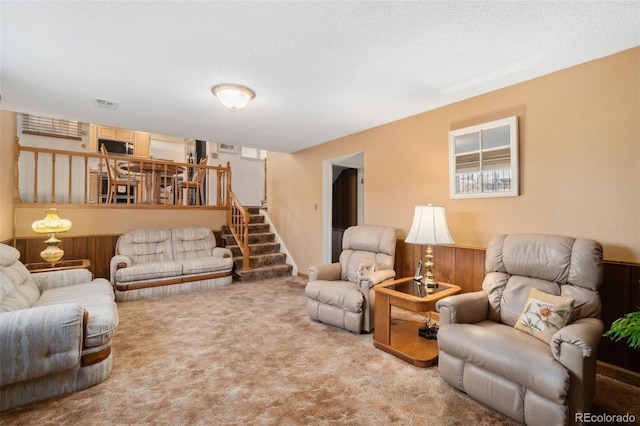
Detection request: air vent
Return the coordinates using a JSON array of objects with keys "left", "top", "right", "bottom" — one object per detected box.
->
[{"left": 93, "top": 98, "right": 118, "bottom": 110}]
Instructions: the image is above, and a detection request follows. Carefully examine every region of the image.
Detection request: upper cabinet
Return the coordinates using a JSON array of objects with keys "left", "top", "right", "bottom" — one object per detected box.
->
[
  {"left": 133, "top": 131, "right": 150, "bottom": 158},
  {"left": 90, "top": 124, "right": 150, "bottom": 158}
]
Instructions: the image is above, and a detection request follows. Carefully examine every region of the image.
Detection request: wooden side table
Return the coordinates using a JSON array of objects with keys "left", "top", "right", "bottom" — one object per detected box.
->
[
  {"left": 25, "top": 259, "right": 91, "bottom": 274},
  {"left": 373, "top": 277, "right": 461, "bottom": 367}
]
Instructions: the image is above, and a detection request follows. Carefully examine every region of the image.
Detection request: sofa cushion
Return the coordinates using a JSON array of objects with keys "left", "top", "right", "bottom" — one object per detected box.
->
[
  {"left": 179, "top": 257, "right": 233, "bottom": 275},
  {"left": 32, "top": 279, "right": 118, "bottom": 348},
  {"left": 305, "top": 280, "right": 363, "bottom": 313},
  {"left": 438, "top": 320, "right": 570, "bottom": 404},
  {"left": 0, "top": 245, "right": 41, "bottom": 313},
  {"left": 115, "top": 261, "right": 183, "bottom": 284},
  {"left": 116, "top": 228, "right": 174, "bottom": 264},
  {"left": 515, "top": 288, "right": 574, "bottom": 344},
  {"left": 171, "top": 227, "right": 217, "bottom": 260}
]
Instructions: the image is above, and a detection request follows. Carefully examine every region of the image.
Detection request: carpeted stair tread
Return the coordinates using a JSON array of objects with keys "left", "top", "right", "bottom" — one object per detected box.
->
[
  {"left": 221, "top": 223, "right": 270, "bottom": 234},
  {"left": 234, "top": 252, "right": 287, "bottom": 269},
  {"left": 226, "top": 242, "right": 281, "bottom": 257},
  {"left": 222, "top": 232, "right": 275, "bottom": 246},
  {"left": 233, "top": 264, "right": 293, "bottom": 282}
]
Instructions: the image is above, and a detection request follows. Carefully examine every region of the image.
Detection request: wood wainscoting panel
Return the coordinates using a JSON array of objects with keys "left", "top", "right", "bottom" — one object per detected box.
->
[
  {"left": 16, "top": 235, "right": 119, "bottom": 281},
  {"left": 395, "top": 241, "right": 485, "bottom": 294},
  {"left": 598, "top": 261, "right": 640, "bottom": 375}
]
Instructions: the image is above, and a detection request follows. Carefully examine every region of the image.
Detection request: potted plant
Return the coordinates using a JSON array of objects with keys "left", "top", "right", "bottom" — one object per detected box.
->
[{"left": 604, "top": 309, "right": 640, "bottom": 349}]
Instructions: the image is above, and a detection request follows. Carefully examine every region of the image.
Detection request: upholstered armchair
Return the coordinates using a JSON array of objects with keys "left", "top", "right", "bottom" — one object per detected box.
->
[
  {"left": 305, "top": 225, "right": 396, "bottom": 333},
  {"left": 436, "top": 234, "right": 604, "bottom": 426}
]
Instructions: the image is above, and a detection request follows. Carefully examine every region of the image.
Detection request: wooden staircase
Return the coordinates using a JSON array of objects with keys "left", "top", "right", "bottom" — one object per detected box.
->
[{"left": 221, "top": 207, "right": 293, "bottom": 282}]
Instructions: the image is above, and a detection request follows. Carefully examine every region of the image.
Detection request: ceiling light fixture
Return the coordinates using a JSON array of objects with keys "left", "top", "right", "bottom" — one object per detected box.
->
[{"left": 211, "top": 83, "right": 255, "bottom": 111}]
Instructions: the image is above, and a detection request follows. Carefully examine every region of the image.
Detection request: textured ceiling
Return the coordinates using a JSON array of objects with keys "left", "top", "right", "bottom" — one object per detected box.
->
[{"left": 1, "top": 1, "right": 638, "bottom": 153}]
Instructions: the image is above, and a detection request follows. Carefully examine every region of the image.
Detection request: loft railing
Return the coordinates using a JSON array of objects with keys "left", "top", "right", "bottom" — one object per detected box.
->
[
  {"left": 14, "top": 141, "right": 231, "bottom": 208},
  {"left": 227, "top": 188, "right": 250, "bottom": 271}
]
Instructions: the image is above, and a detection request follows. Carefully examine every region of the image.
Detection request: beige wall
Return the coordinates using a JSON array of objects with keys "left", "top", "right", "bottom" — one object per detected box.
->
[
  {"left": 268, "top": 47, "right": 640, "bottom": 271},
  {"left": 0, "top": 110, "right": 17, "bottom": 242}
]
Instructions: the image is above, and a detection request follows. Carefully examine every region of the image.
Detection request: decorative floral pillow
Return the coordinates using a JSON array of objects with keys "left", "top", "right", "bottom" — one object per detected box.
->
[
  {"left": 514, "top": 288, "right": 574, "bottom": 344},
  {"left": 355, "top": 258, "right": 375, "bottom": 281}
]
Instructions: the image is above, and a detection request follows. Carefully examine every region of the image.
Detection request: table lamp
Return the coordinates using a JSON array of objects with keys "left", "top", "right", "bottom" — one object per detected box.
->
[
  {"left": 405, "top": 204, "right": 454, "bottom": 294},
  {"left": 31, "top": 207, "right": 72, "bottom": 263}
]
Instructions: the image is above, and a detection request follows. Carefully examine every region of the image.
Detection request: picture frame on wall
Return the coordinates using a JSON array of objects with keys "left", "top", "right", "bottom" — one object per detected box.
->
[{"left": 217, "top": 143, "right": 239, "bottom": 154}]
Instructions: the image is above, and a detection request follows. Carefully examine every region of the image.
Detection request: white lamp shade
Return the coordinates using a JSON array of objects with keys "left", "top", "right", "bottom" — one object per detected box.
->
[
  {"left": 405, "top": 204, "right": 454, "bottom": 245},
  {"left": 212, "top": 84, "right": 255, "bottom": 111}
]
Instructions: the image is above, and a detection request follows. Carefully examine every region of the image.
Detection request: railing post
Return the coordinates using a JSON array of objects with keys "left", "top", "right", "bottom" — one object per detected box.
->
[
  {"left": 262, "top": 157, "right": 267, "bottom": 207},
  {"left": 14, "top": 139, "right": 21, "bottom": 203},
  {"left": 51, "top": 153, "right": 56, "bottom": 202},
  {"left": 67, "top": 155, "right": 73, "bottom": 203}
]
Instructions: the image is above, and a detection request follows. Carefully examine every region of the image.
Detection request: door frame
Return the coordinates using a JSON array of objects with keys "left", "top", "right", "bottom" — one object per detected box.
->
[{"left": 322, "top": 152, "right": 364, "bottom": 263}]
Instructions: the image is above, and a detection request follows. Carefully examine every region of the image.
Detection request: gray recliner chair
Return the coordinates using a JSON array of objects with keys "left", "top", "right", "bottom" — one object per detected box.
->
[
  {"left": 305, "top": 225, "right": 397, "bottom": 333},
  {"left": 436, "top": 233, "right": 604, "bottom": 426}
]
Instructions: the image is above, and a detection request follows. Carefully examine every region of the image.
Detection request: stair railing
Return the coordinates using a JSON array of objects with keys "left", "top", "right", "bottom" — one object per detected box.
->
[{"left": 227, "top": 188, "right": 251, "bottom": 271}]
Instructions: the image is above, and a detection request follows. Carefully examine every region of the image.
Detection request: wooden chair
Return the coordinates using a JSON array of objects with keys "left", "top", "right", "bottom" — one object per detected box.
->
[
  {"left": 175, "top": 157, "right": 208, "bottom": 205},
  {"left": 100, "top": 145, "right": 140, "bottom": 204}
]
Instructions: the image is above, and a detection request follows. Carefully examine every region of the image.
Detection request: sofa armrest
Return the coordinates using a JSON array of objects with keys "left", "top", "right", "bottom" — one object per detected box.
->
[
  {"left": 436, "top": 291, "right": 489, "bottom": 325},
  {"left": 0, "top": 304, "right": 84, "bottom": 386},
  {"left": 358, "top": 269, "right": 396, "bottom": 290},
  {"left": 308, "top": 263, "right": 341, "bottom": 282},
  {"left": 32, "top": 269, "right": 93, "bottom": 291},
  {"left": 212, "top": 247, "right": 233, "bottom": 259},
  {"left": 551, "top": 317, "right": 604, "bottom": 360},
  {"left": 110, "top": 255, "right": 132, "bottom": 286}
]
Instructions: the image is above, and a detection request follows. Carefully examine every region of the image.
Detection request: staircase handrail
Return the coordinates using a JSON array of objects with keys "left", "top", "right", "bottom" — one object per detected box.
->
[{"left": 227, "top": 189, "right": 251, "bottom": 271}]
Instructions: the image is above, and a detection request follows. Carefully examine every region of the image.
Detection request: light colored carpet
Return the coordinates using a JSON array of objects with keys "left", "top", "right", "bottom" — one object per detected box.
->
[{"left": 2, "top": 276, "right": 638, "bottom": 425}]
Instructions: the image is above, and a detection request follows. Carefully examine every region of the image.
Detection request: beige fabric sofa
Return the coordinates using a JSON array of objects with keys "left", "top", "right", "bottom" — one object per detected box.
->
[
  {"left": 436, "top": 234, "right": 603, "bottom": 426},
  {"left": 110, "top": 226, "right": 234, "bottom": 302},
  {"left": 305, "top": 225, "right": 397, "bottom": 333},
  {"left": 0, "top": 243, "right": 118, "bottom": 411}
]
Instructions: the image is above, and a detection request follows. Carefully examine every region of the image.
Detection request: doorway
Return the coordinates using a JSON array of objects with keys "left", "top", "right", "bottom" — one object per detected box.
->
[{"left": 322, "top": 152, "right": 364, "bottom": 263}]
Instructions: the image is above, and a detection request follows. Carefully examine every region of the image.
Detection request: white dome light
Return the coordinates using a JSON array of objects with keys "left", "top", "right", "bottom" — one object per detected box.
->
[{"left": 211, "top": 83, "right": 255, "bottom": 111}]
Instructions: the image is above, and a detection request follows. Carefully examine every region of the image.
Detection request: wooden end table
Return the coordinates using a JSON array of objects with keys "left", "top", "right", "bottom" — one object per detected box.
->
[
  {"left": 373, "top": 277, "right": 461, "bottom": 367},
  {"left": 25, "top": 259, "right": 91, "bottom": 274}
]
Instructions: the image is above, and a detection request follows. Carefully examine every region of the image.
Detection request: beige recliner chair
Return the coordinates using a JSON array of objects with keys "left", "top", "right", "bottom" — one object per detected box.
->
[
  {"left": 305, "top": 225, "right": 397, "bottom": 333},
  {"left": 436, "top": 234, "right": 604, "bottom": 426}
]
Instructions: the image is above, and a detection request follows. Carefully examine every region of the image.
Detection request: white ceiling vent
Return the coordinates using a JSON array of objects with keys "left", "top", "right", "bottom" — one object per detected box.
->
[{"left": 93, "top": 98, "right": 118, "bottom": 110}]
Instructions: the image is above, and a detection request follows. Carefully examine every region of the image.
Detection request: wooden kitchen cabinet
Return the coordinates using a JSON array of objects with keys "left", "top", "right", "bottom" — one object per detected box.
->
[
  {"left": 88, "top": 124, "right": 150, "bottom": 158},
  {"left": 133, "top": 132, "right": 150, "bottom": 158},
  {"left": 116, "top": 128, "right": 134, "bottom": 142},
  {"left": 96, "top": 125, "right": 116, "bottom": 140},
  {"left": 97, "top": 125, "right": 133, "bottom": 142}
]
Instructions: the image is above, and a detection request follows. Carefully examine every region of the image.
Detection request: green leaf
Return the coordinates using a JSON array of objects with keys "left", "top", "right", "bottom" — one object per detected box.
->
[{"left": 604, "top": 310, "right": 640, "bottom": 349}]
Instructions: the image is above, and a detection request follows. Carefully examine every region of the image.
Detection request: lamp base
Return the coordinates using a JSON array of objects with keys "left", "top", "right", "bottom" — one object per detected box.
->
[
  {"left": 40, "top": 235, "right": 64, "bottom": 263},
  {"left": 422, "top": 245, "right": 438, "bottom": 295}
]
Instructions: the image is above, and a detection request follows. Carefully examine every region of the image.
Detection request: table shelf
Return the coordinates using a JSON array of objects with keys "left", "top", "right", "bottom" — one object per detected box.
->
[{"left": 373, "top": 277, "right": 461, "bottom": 367}]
